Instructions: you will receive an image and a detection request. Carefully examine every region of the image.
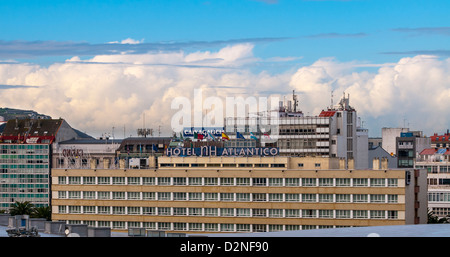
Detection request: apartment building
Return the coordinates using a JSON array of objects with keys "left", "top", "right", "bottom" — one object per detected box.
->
[{"left": 50, "top": 154, "right": 427, "bottom": 234}]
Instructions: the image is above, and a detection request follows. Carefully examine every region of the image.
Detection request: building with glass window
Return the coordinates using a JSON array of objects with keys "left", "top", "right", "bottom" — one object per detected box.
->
[
  {"left": 50, "top": 155, "right": 427, "bottom": 234},
  {"left": 0, "top": 118, "right": 91, "bottom": 211},
  {"left": 416, "top": 148, "right": 450, "bottom": 218}
]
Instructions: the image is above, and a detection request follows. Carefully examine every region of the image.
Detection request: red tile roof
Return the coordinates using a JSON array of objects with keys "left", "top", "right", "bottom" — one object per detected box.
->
[
  {"left": 420, "top": 148, "right": 438, "bottom": 155},
  {"left": 319, "top": 111, "right": 336, "bottom": 117}
]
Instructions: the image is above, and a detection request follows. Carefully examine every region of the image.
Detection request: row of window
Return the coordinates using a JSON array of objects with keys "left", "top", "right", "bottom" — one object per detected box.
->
[
  {"left": 57, "top": 176, "right": 399, "bottom": 187},
  {"left": 159, "top": 163, "right": 287, "bottom": 168},
  {"left": 417, "top": 165, "right": 450, "bottom": 174},
  {"left": 428, "top": 192, "right": 450, "bottom": 202},
  {"left": 58, "top": 206, "right": 399, "bottom": 220},
  {"left": 57, "top": 191, "right": 399, "bottom": 203},
  {"left": 65, "top": 220, "right": 348, "bottom": 232}
]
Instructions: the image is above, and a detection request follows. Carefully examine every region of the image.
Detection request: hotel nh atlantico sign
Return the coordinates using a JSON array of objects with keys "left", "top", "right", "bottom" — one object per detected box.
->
[{"left": 165, "top": 146, "right": 279, "bottom": 157}]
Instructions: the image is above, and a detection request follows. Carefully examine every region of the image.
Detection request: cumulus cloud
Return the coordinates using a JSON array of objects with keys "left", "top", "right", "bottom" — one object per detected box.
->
[{"left": 0, "top": 44, "right": 449, "bottom": 137}]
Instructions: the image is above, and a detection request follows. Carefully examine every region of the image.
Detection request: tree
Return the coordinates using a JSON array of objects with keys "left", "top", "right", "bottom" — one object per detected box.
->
[
  {"left": 9, "top": 201, "right": 35, "bottom": 216},
  {"left": 428, "top": 208, "right": 450, "bottom": 223},
  {"left": 32, "top": 206, "right": 51, "bottom": 221}
]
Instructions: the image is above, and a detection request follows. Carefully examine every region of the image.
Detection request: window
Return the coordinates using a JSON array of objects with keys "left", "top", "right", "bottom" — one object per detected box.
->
[
  {"left": 205, "top": 223, "right": 219, "bottom": 231},
  {"left": 98, "top": 206, "right": 110, "bottom": 214},
  {"left": 189, "top": 208, "right": 202, "bottom": 216},
  {"left": 58, "top": 176, "right": 67, "bottom": 185},
  {"left": 143, "top": 207, "right": 156, "bottom": 215},
  {"left": 158, "top": 192, "right": 171, "bottom": 200},
  {"left": 188, "top": 177, "right": 202, "bottom": 185},
  {"left": 112, "top": 192, "right": 125, "bottom": 200},
  {"left": 128, "top": 177, "right": 141, "bottom": 185},
  {"left": 205, "top": 208, "right": 218, "bottom": 216},
  {"left": 83, "top": 206, "right": 95, "bottom": 214},
  {"left": 269, "top": 178, "right": 283, "bottom": 186},
  {"left": 370, "top": 194, "right": 385, "bottom": 203},
  {"left": 370, "top": 178, "right": 385, "bottom": 187},
  {"left": 285, "top": 193, "right": 300, "bottom": 202},
  {"left": 353, "top": 194, "right": 368, "bottom": 203},
  {"left": 128, "top": 207, "right": 140, "bottom": 215},
  {"left": 252, "top": 193, "right": 266, "bottom": 201},
  {"left": 269, "top": 209, "right": 283, "bottom": 218},
  {"left": 285, "top": 209, "right": 300, "bottom": 218},
  {"left": 98, "top": 191, "right": 110, "bottom": 200},
  {"left": 236, "top": 224, "right": 250, "bottom": 232},
  {"left": 220, "top": 177, "right": 234, "bottom": 185},
  {"left": 388, "top": 194, "right": 398, "bottom": 203},
  {"left": 236, "top": 193, "right": 250, "bottom": 202},
  {"left": 173, "top": 177, "right": 186, "bottom": 185},
  {"left": 98, "top": 177, "right": 110, "bottom": 185},
  {"left": 336, "top": 210, "right": 351, "bottom": 219},
  {"left": 252, "top": 178, "right": 266, "bottom": 186},
  {"left": 251, "top": 209, "right": 266, "bottom": 218},
  {"left": 336, "top": 178, "right": 351, "bottom": 187},
  {"left": 68, "top": 206, "right": 81, "bottom": 214},
  {"left": 236, "top": 178, "right": 250, "bottom": 186},
  {"left": 112, "top": 177, "right": 125, "bottom": 185},
  {"left": 173, "top": 192, "right": 186, "bottom": 201},
  {"left": 221, "top": 224, "right": 234, "bottom": 232},
  {"left": 158, "top": 207, "right": 171, "bottom": 215},
  {"left": 68, "top": 176, "right": 81, "bottom": 185},
  {"left": 143, "top": 177, "right": 155, "bottom": 185},
  {"left": 353, "top": 210, "right": 368, "bottom": 219},
  {"left": 353, "top": 178, "right": 368, "bottom": 187},
  {"left": 387, "top": 178, "right": 398, "bottom": 187},
  {"left": 173, "top": 223, "right": 187, "bottom": 231},
  {"left": 302, "top": 178, "right": 316, "bottom": 186},
  {"left": 269, "top": 193, "right": 283, "bottom": 202},
  {"left": 189, "top": 192, "right": 202, "bottom": 201},
  {"left": 204, "top": 193, "right": 218, "bottom": 201},
  {"left": 189, "top": 223, "right": 202, "bottom": 231},
  {"left": 58, "top": 191, "right": 67, "bottom": 199},
  {"left": 318, "top": 209, "right": 333, "bottom": 218},
  {"left": 318, "top": 194, "right": 333, "bottom": 202},
  {"left": 319, "top": 178, "right": 333, "bottom": 186},
  {"left": 83, "top": 177, "right": 95, "bottom": 185},
  {"left": 220, "top": 193, "right": 234, "bottom": 201},
  {"left": 336, "top": 194, "right": 351, "bottom": 203},
  {"left": 220, "top": 208, "right": 234, "bottom": 217},
  {"left": 285, "top": 178, "right": 299, "bottom": 186},
  {"left": 370, "top": 210, "right": 385, "bottom": 219},
  {"left": 142, "top": 192, "right": 156, "bottom": 200},
  {"left": 83, "top": 191, "right": 95, "bottom": 199},
  {"left": 68, "top": 191, "right": 81, "bottom": 199},
  {"left": 128, "top": 192, "right": 140, "bottom": 200},
  {"left": 173, "top": 207, "right": 187, "bottom": 216},
  {"left": 302, "top": 194, "right": 316, "bottom": 202},
  {"left": 388, "top": 211, "right": 398, "bottom": 219},
  {"left": 157, "top": 177, "right": 171, "bottom": 185},
  {"left": 302, "top": 209, "right": 316, "bottom": 218},
  {"left": 204, "top": 177, "right": 218, "bottom": 186},
  {"left": 236, "top": 208, "right": 250, "bottom": 217}
]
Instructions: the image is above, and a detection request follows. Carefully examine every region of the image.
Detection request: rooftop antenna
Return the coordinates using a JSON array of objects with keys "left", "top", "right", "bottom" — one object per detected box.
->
[
  {"left": 292, "top": 90, "right": 299, "bottom": 112},
  {"left": 330, "top": 90, "right": 334, "bottom": 109}
]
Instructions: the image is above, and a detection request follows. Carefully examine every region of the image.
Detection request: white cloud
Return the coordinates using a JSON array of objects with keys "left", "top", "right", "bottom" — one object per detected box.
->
[{"left": 0, "top": 45, "right": 449, "bottom": 138}]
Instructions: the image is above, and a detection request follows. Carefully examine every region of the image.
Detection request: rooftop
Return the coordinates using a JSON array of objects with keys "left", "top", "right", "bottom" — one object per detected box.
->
[{"left": 193, "top": 224, "right": 450, "bottom": 237}]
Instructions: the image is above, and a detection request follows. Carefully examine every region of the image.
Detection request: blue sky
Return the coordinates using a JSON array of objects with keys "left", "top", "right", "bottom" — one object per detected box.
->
[
  {"left": 0, "top": 0, "right": 450, "bottom": 137},
  {"left": 2, "top": 0, "right": 449, "bottom": 65}
]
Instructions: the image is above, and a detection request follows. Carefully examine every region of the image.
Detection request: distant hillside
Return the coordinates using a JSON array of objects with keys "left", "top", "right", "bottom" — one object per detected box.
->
[
  {"left": 0, "top": 107, "right": 52, "bottom": 121},
  {"left": 0, "top": 107, "right": 93, "bottom": 139}
]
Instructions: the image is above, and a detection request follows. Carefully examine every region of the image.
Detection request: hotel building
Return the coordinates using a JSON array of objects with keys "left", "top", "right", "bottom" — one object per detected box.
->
[{"left": 51, "top": 153, "right": 427, "bottom": 234}]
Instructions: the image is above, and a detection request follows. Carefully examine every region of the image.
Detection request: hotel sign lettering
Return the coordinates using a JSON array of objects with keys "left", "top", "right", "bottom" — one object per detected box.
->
[{"left": 166, "top": 146, "right": 279, "bottom": 157}]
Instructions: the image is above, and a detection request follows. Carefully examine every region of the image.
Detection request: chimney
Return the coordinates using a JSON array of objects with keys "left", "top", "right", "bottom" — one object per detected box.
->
[
  {"left": 339, "top": 158, "right": 346, "bottom": 169},
  {"left": 381, "top": 157, "right": 388, "bottom": 170},
  {"left": 372, "top": 158, "right": 380, "bottom": 170},
  {"left": 347, "top": 158, "right": 354, "bottom": 170}
]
